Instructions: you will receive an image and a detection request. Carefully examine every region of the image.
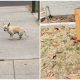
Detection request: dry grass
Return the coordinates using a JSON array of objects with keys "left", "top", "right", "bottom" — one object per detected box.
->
[{"left": 41, "top": 26, "right": 80, "bottom": 79}]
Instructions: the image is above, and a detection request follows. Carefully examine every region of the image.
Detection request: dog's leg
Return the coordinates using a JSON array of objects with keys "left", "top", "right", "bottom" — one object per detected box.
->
[
  {"left": 19, "top": 32, "right": 23, "bottom": 40},
  {"left": 19, "top": 35, "right": 23, "bottom": 40},
  {"left": 10, "top": 34, "right": 13, "bottom": 40},
  {"left": 24, "top": 31, "right": 28, "bottom": 39}
]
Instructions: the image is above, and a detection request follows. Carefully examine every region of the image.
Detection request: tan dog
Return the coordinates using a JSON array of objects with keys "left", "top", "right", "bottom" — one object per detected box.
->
[{"left": 3, "top": 23, "right": 27, "bottom": 40}]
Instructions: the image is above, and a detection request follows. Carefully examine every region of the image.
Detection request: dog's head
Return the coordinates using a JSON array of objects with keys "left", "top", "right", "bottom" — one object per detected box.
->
[{"left": 3, "top": 23, "right": 10, "bottom": 31}]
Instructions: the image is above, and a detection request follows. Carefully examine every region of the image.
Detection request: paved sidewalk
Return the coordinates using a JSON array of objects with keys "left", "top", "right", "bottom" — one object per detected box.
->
[
  {"left": 0, "top": 6, "right": 39, "bottom": 59},
  {"left": 0, "top": 59, "right": 39, "bottom": 79},
  {"left": 0, "top": 6, "right": 39, "bottom": 79}
]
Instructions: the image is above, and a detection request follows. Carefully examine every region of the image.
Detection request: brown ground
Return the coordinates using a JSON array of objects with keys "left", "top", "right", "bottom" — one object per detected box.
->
[
  {"left": 41, "top": 26, "right": 80, "bottom": 79},
  {"left": 41, "top": 15, "right": 75, "bottom": 23}
]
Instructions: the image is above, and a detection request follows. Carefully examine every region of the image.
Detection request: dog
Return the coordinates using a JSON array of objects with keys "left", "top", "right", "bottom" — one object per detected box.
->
[{"left": 3, "top": 23, "right": 27, "bottom": 40}]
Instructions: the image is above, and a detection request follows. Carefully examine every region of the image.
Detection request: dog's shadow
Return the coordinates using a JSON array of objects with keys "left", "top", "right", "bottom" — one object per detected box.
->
[
  {"left": 8, "top": 38, "right": 26, "bottom": 41},
  {"left": 6, "top": 35, "right": 29, "bottom": 41}
]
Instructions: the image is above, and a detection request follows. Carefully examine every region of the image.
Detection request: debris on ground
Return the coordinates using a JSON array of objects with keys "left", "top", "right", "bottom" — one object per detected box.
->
[{"left": 41, "top": 26, "right": 80, "bottom": 79}]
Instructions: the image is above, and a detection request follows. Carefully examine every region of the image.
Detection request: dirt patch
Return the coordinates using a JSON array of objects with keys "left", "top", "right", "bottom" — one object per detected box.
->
[
  {"left": 41, "top": 15, "right": 75, "bottom": 23},
  {"left": 41, "top": 26, "right": 80, "bottom": 79}
]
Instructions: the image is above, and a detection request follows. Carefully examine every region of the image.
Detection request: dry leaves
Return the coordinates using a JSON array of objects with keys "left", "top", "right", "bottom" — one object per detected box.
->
[{"left": 41, "top": 26, "right": 80, "bottom": 79}]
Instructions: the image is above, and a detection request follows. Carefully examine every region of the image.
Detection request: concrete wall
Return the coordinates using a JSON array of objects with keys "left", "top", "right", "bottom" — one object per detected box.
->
[{"left": 41, "top": 1, "right": 80, "bottom": 15}]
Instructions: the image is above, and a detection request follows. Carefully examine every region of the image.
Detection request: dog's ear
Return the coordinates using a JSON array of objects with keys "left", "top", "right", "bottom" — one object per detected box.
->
[{"left": 7, "top": 23, "right": 10, "bottom": 27}]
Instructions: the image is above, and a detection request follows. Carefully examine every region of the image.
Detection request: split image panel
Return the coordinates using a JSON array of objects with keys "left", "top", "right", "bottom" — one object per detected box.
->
[
  {"left": 0, "top": 1, "right": 39, "bottom": 79},
  {"left": 40, "top": 1, "right": 80, "bottom": 79}
]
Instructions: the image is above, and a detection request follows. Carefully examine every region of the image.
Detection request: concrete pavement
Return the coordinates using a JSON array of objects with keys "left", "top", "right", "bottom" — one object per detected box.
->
[
  {"left": 0, "top": 59, "right": 39, "bottom": 79},
  {"left": 0, "top": 6, "right": 39, "bottom": 79},
  {"left": 0, "top": 6, "right": 39, "bottom": 59}
]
